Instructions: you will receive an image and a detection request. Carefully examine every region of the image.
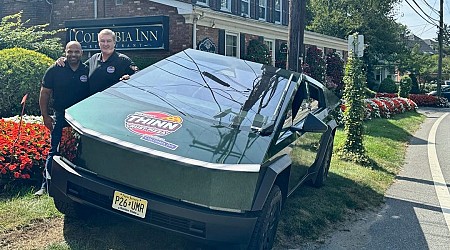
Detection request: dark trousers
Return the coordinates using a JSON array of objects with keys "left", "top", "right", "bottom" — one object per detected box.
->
[{"left": 40, "top": 111, "right": 68, "bottom": 190}]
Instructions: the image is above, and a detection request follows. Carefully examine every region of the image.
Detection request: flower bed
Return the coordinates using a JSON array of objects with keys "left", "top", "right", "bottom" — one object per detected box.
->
[
  {"left": 408, "top": 94, "right": 449, "bottom": 107},
  {"left": 377, "top": 92, "right": 449, "bottom": 107},
  {"left": 1, "top": 115, "right": 81, "bottom": 183},
  {"left": 0, "top": 117, "right": 50, "bottom": 181},
  {"left": 341, "top": 96, "right": 417, "bottom": 120}
]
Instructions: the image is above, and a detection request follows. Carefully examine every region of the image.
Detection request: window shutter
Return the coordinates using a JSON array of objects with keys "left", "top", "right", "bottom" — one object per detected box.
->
[
  {"left": 218, "top": 29, "right": 225, "bottom": 55},
  {"left": 240, "top": 33, "right": 246, "bottom": 58},
  {"left": 282, "top": 0, "right": 288, "bottom": 26}
]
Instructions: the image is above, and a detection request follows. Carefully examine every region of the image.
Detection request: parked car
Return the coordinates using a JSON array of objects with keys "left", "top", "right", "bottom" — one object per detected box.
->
[
  {"left": 50, "top": 49, "right": 340, "bottom": 249},
  {"left": 428, "top": 85, "right": 450, "bottom": 100}
]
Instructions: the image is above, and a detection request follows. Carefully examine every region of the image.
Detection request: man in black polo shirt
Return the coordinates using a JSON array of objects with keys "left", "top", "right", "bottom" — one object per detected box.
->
[
  {"left": 57, "top": 29, "right": 138, "bottom": 94},
  {"left": 35, "top": 41, "right": 89, "bottom": 196},
  {"left": 87, "top": 29, "right": 138, "bottom": 94}
]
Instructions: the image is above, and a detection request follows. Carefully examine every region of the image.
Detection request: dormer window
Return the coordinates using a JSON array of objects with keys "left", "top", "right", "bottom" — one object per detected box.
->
[
  {"left": 259, "top": 0, "right": 267, "bottom": 20},
  {"left": 241, "top": 0, "right": 250, "bottom": 17},
  {"left": 274, "top": 0, "right": 281, "bottom": 23},
  {"left": 221, "top": 0, "right": 231, "bottom": 12},
  {"left": 197, "top": 0, "right": 209, "bottom": 6}
]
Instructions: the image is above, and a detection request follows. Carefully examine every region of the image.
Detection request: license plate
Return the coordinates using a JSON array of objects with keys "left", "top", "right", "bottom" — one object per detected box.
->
[{"left": 112, "top": 191, "right": 148, "bottom": 218}]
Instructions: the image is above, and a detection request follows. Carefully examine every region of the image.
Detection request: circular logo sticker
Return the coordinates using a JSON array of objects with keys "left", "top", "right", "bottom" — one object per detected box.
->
[
  {"left": 125, "top": 111, "right": 183, "bottom": 137},
  {"left": 107, "top": 66, "right": 115, "bottom": 73},
  {"left": 79, "top": 75, "right": 88, "bottom": 82}
]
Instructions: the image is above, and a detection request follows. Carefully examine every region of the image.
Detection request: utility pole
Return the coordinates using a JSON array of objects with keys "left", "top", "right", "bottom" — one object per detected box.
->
[
  {"left": 288, "top": 0, "right": 306, "bottom": 72},
  {"left": 437, "top": 0, "right": 443, "bottom": 96}
]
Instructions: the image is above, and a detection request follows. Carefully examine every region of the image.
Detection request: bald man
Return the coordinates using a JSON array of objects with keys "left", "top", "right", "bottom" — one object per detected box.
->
[{"left": 35, "top": 41, "right": 89, "bottom": 196}]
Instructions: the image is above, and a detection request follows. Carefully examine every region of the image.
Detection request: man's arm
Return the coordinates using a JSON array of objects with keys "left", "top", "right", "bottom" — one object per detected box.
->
[{"left": 39, "top": 87, "right": 54, "bottom": 131}]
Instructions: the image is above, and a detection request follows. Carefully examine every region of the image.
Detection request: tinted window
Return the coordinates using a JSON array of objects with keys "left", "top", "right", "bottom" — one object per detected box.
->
[{"left": 108, "top": 50, "right": 291, "bottom": 130}]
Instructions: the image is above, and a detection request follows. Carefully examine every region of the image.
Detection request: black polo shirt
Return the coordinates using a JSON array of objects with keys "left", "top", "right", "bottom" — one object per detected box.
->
[
  {"left": 42, "top": 63, "right": 89, "bottom": 112},
  {"left": 86, "top": 51, "right": 136, "bottom": 94}
]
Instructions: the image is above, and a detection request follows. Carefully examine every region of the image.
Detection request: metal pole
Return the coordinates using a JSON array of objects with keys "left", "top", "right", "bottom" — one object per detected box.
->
[{"left": 437, "top": 0, "right": 443, "bottom": 97}]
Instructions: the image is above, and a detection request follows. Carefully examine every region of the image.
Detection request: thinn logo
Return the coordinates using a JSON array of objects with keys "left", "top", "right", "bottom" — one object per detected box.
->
[{"left": 125, "top": 111, "right": 182, "bottom": 150}]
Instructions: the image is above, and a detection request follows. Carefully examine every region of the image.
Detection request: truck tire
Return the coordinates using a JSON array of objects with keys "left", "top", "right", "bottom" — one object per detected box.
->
[
  {"left": 248, "top": 185, "right": 282, "bottom": 250},
  {"left": 312, "top": 136, "right": 334, "bottom": 187},
  {"left": 53, "top": 197, "right": 92, "bottom": 219}
]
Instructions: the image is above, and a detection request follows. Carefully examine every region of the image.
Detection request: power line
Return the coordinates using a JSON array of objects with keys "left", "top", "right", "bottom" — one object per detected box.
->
[
  {"left": 411, "top": 0, "right": 439, "bottom": 22},
  {"left": 404, "top": 0, "right": 439, "bottom": 27},
  {"left": 420, "top": 0, "right": 439, "bottom": 15}
]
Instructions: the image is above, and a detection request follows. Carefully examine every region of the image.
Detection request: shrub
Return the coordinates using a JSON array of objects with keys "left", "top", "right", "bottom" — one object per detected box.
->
[
  {"left": 325, "top": 52, "right": 344, "bottom": 95},
  {"left": 398, "top": 75, "right": 412, "bottom": 98},
  {"left": 304, "top": 46, "right": 325, "bottom": 82},
  {"left": 378, "top": 78, "right": 398, "bottom": 93},
  {"left": 0, "top": 117, "right": 50, "bottom": 183},
  {"left": 0, "top": 12, "right": 64, "bottom": 59},
  {"left": 0, "top": 48, "right": 53, "bottom": 118},
  {"left": 244, "top": 39, "right": 271, "bottom": 65}
]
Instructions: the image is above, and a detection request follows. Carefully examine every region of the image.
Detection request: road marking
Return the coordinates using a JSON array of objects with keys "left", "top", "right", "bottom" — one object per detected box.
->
[{"left": 427, "top": 113, "right": 450, "bottom": 233}]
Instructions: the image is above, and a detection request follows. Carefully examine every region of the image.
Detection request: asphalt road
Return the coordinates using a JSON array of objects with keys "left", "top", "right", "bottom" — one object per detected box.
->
[{"left": 300, "top": 107, "right": 450, "bottom": 250}]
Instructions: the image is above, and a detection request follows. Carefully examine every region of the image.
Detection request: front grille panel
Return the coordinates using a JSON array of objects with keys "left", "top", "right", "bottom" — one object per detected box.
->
[{"left": 66, "top": 182, "right": 206, "bottom": 238}]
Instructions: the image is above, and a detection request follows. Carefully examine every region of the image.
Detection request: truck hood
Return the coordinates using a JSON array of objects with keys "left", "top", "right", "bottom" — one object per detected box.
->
[{"left": 65, "top": 90, "right": 272, "bottom": 167}]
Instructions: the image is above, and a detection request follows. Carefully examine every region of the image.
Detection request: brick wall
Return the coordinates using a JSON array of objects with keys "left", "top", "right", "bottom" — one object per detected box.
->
[
  {"left": 1, "top": 1, "right": 194, "bottom": 56},
  {"left": 0, "top": 0, "right": 51, "bottom": 26},
  {"left": 49, "top": 0, "right": 192, "bottom": 55}
]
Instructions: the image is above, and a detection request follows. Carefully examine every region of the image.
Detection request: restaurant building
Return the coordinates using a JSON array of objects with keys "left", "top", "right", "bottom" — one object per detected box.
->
[{"left": 1, "top": 0, "right": 348, "bottom": 68}]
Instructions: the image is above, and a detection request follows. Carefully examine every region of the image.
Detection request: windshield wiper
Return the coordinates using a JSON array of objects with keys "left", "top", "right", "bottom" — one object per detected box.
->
[{"left": 202, "top": 71, "right": 230, "bottom": 87}]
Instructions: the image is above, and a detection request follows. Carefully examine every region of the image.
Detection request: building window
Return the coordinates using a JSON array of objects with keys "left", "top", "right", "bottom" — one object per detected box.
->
[
  {"left": 197, "top": 0, "right": 209, "bottom": 6},
  {"left": 274, "top": 0, "right": 281, "bottom": 23},
  {"left": 259, "top": 0, "right": 267, "bottom": 20},
  {"left": 115, "top": 0, "right": 123, "bottom": 5},
  {"left": 264, "top": 39, "right": 275, "bottom": 66},
  {"left": 225, "top": 33, "right": 239, "bottom": 58},
  {"left": 241, "top": 0, "right": 250, "bottom": 17},
  {"left": 221, "top": 0, "right": 231, "bottom": 11}
]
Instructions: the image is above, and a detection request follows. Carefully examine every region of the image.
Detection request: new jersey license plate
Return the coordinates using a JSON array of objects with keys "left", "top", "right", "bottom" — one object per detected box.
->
[{"left": 112, "top": 191, "right": 148, "bottom": 218}]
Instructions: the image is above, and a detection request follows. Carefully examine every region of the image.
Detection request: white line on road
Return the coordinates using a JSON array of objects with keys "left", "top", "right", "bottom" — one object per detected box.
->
[{"left": 427, "top": 113, "right": 450, "bottom": 233}]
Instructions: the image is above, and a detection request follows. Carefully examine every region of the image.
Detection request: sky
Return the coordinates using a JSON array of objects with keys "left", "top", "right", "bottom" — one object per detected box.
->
[{"left": 395, "top": 0, "right": 450, "bottom": 40}]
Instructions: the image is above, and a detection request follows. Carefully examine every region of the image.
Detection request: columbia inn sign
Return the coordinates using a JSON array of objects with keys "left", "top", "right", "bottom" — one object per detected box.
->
[{"left": 65, "top": 16, "right": 169, "bottom": 51}]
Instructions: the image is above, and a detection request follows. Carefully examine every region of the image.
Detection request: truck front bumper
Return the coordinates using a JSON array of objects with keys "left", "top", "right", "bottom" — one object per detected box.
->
[{"left": 49, "top": 156, "right": 258, "bottom": 245}]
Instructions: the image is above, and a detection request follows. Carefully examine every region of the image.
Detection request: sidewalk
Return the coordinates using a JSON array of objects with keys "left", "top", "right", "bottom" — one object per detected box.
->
[{"left": 299, "top": 107, "right": 450, "bottom": 250}]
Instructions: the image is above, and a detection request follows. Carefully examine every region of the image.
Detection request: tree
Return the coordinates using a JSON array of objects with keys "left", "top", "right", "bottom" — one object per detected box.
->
[
  {"left": 0, "top": 12, "right": 64, "bottom": 59},
  {"left": 307, "top": 0, "right": 407, "bottom": 81}
]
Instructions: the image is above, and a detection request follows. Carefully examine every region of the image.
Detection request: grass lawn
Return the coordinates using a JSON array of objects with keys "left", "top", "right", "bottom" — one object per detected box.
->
[{"left": 0, "top": 111, "right": 425, "bottom": 249}]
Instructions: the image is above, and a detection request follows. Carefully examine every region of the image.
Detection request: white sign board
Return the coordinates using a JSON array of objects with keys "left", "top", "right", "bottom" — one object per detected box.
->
[{"left": 348, "top": 34, "right": 364, "bottom": 57}]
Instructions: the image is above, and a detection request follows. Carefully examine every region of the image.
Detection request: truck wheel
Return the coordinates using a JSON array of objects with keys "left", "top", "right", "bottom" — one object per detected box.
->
[
  {"left": 53, "top": 198, "right": 92, "bottom": 219},
  {"left": 248, "top": 185, "right": 282, "bottom": 250},
  {"left": 312, "top": 137, "right": 334, "bottom": 187}
]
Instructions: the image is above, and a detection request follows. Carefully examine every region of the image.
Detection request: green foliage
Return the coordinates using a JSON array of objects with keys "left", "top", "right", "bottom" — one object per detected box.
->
[
  {"left": 398, "top": 75, "right": 412, "bottom": 97},
  {"left": 131, "top": 56, "right": 161, "bottom": 70},
  {"left": 409, "top": 74, "right": 421, "bottom": 94},
  {"left": 244, "top": 39, "right": 271, "bottom": 65},
  {"left": 378, "top": 77, "right": 398, "bottom": 93},
  {"left": 307, "top": 0, "right": 408, "bottom": 82},
  {"left": 337, "top": 54, "right": 369, "bottom": 165},
  {"left": 0, "top": 12, "right": 64, "bottom": 59},
  {"left": 325, "top": 52, "right": 344, "bottom": 95},
  {"left": 304, "top": 46, "right": 326, "bottom": 82},
  {"left": 0, "top": 48, "right": 53, "bottom": 117}
]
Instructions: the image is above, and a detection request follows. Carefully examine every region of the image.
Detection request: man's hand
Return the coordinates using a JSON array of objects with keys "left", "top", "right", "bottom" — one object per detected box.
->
[
  {"left": 42, "top": 116, "right": 54, "bottom": 132},
  {"left": 56, "top": 57, "right": 67, "bottom": 67},
  {"left": 120, "top": 74, "right": 130, "bottom": 81}
]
